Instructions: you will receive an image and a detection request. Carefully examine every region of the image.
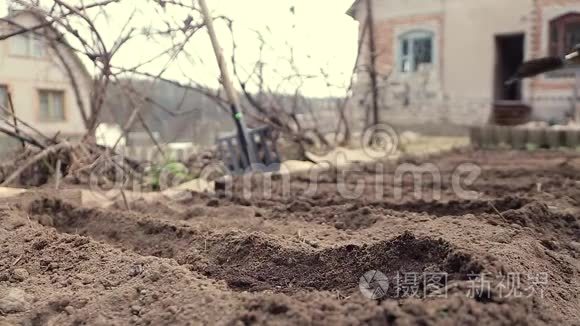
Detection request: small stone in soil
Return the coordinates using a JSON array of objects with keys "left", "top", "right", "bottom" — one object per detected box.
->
[
  {"left": 129, "top": 264, "right": 144, "bottom": 277},
  {"left": 131, "top": 305, "right": 142, "bottom": 315},
  {"left": 11, "top": 268, "right": 28, "bottom": 282}
]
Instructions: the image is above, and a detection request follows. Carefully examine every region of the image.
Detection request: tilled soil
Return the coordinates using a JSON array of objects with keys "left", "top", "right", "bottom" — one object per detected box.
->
[{"left": 0, "top": 149, "right": 579, "bottom": 325}]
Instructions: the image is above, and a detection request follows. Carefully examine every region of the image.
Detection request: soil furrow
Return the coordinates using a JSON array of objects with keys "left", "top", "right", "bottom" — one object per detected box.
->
[{"left": 28, "top": 198, "right": 483, "bottom": 295}]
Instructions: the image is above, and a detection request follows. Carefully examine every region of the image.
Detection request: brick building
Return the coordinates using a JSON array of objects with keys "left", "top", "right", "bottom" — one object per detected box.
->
[{"left": 348, "top": 0, "right": 580, "bottom": 128}]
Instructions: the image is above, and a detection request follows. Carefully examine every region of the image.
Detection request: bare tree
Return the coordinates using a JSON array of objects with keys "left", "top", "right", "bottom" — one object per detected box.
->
[
  {"left": 219, "top": 9, "right": 359, "bottom": 159},
  {"left": 0, "top": 0, "right": 369, "bottom": 176},
  {"left": 0, "top": 0, "right": 222, "bottom": 187},
  {"left": 0, "top": 0, "right": 226, "bottom": 144}
]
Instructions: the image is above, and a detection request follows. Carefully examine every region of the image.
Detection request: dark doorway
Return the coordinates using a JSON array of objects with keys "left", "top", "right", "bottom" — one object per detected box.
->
[{"left": 494, "top": 34, "right": 525, "bottom": 101}]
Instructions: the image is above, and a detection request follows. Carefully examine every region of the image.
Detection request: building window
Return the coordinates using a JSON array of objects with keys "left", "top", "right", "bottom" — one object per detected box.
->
[
  {"left": 549, "top": 13, "right": 580, "bottom": 57},
  {"left": 10, "top": 33, "right": 45, "bottom": 58},
  {"left": 399, "top": 30, "right": 434, "bottom": 73},
  {"left": 39, "top": 90, "right": 65, "bottom": 122}
]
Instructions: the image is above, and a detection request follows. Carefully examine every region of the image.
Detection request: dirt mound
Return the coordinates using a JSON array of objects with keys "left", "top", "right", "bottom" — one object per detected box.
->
[
  {"left": 0, "top": 208, "right": 242, "bottom": 325},
  {"left": 231, "top": 292, "right": 559, "bottom": 325},
  {"left": 204, "top": 232, "right": 482, "bottom": 294},
  {"left": 26, "top": 199, "right": 481, "bottom": 295}
]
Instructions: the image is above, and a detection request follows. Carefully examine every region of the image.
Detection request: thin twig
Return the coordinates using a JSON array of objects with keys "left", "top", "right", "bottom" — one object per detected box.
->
[
  {"left": 120, "top": 188, "right": 130, "bottom": 210},
  {"left": 0, "top": 125, "right": 44, "bottom": 149},
  {"left": 488, "top": 201, "right": 508, "bottom": 223},
  {"left": 0, "top": 0, "right": 120, "bottom": 40},
  {"left": 6, "top": 91, "right": 23, "bottom": 149},
  {"left": 0, "top": 104, "right": 52, "bottom": 146},
  {"left": 12, "top": 255, "right": 23, "bottom": 266}
]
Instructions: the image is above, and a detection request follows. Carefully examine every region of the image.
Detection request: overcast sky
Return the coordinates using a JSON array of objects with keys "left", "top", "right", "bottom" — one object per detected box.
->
[
  {"left": 204, "top": 0, "right": 359, "bottom": 97},
  {"left": 1, "top": 0, "right": 359, "bottom": 97}
]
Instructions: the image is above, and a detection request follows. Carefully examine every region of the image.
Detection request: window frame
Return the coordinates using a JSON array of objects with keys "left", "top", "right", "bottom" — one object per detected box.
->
[
  {"left": 549, "top": 12, "right": 580, "bottom": 57},
  {"left": 546, "top": 12, "right": 580, "bottom": 78},
  {"left": 398, "top": 30, "right": 435, "bottom": 74},
  {"left": 9, "top": 32, "right": 46, "bottom": 59},
  {"left": 37, "top": 89, "right": 66, "bottom": 123}
]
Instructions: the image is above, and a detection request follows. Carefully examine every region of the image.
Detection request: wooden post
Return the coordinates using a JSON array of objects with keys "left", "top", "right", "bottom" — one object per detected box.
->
[
  {"left": 198, "top": 0, "right": 257, "bottom": 168},
  {"left": 366, "top": 0, "right": 380, "bottom": 126}
]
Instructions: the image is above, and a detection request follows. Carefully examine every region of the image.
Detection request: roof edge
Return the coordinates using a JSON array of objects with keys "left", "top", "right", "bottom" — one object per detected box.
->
[{"left": 1, "top": 9, "right": 93, "bottom": 84}]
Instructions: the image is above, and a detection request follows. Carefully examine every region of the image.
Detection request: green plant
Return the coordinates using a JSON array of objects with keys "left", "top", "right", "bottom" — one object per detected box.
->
[
  {"left": 525, "top": 143, "right": 539, "bottom": 151},
  {"left": 148, "top": 161, "right": 193, "bottom": 190}
]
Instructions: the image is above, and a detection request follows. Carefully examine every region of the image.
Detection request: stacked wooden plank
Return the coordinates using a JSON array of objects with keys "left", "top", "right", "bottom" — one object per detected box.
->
[{"left": 470, "top": 125, "right": 580, "bottom": 149}]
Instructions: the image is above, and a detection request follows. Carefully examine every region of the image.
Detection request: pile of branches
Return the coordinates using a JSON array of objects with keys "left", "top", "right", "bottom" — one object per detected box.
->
[
  {"left": 0, "top": 105, "right": 143, "bottom": 189},
  {"left": 0, "top": 140, "right": 144, "bottom": 189}
]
